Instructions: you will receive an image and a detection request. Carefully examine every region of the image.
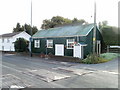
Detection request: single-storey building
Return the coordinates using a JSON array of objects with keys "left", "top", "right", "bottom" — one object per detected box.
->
[
  {"left": 0, "top": 31, "right": 31, "bottom": 51},
  {"left": 31, "top": 24, "right": 103, "bottom": 59}
]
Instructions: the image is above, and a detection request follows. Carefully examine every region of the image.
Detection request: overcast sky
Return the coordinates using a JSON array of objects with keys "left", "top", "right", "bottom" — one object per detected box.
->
[{"left": 0, "top": 0, "right": 119, "bottom": 35}]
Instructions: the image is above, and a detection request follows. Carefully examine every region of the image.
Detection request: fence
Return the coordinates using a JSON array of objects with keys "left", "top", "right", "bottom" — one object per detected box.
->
[{"left": 107, "top": 45, "right": 120, "bottom": 53}]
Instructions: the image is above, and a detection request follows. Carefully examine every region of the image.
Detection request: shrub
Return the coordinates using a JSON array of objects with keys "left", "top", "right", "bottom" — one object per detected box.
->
[
  {"left": 100, "top": 53, "right": 120, "bottom": 60},
  {"left": 14, "top": 38, "right": 29, "bottom": 52},
  {"left": 82, "top": 53, "right": 108, "bottom": 64}
]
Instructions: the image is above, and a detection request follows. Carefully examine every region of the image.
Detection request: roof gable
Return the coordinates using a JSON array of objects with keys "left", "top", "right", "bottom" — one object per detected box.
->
[
  {"left": 32, "top": 24, "right": 94, "bottom": 38},
  {"left": 0, "top": 32, "right": 21, "bottom": 37}
]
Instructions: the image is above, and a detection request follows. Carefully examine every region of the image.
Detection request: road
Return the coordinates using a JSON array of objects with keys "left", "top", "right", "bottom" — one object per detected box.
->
[{"left": 1, "top": 53, "right": 118, "bottom": 88}]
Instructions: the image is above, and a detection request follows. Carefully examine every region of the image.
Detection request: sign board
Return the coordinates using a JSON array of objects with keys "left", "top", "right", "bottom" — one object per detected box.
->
[
  {"left": 29, "top": 37, "right": 33, "bottom": 42},
  {"left": 73, "top": 45, "right": 82, "bottom": 58},
  {"left": 55, "top": 44, "right": 64, "bottom": 56},
  {"left": 93, "top": 37, "right": 96, "bottom": 41}
]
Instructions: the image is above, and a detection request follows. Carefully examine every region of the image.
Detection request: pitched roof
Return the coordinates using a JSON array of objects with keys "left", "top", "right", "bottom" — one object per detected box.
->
[
  {"left": 0, "top": 32, "right": 21, "bottom": 37},
  {"left": 32, "top": 24, "right": 94, "bottom": 38}
]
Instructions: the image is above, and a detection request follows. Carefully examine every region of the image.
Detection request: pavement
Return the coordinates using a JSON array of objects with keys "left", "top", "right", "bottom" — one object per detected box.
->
[{"left": 0, "top": 53, "right": 119, "bottom": 88}]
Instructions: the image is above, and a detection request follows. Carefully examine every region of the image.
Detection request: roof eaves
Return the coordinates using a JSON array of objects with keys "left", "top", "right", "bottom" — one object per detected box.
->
[{"left": 85, "top": 26, "right": 94, "bottom": 36}]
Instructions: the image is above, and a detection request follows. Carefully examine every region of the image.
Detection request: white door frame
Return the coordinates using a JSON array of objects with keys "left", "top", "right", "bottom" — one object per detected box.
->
[
  {"left": 97, "top": 40, "right": 101, "bottom": 55},
  {"left": 73, "top": 44, "right": 87, "bottom": 59},
  {"left": 73, "top": 45, "right": 82, "bottom": 59}
]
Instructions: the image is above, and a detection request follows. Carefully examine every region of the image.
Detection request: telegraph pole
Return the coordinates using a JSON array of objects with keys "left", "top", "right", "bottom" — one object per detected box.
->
[
  {"left": 30, "top": 0, "right": 33, "bottom": 57},
  {"left": 93, "top": 1, "right": 96, "bottom": 54}
]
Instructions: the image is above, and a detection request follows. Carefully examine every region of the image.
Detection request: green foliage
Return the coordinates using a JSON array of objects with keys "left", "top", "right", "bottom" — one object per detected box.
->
[
  {"left": 82, "top": 54, "right": 108, "bottom": 64},
  {"left": 41, "top": 16, "right": 87, "bottom": 29},
  {"left": 13, "top": 23, "right": 38, "bottom": 35},
  {"left": 98, "top": 21, "right": 108, "bottom": 29},
  {"left": 82, "top": 53, "right": 119, "bottom": 64},
  {"left": 100, "top": 53, "right": 120, "bottom": 60},
  {"left": 101, "top": 26, "right": 119, "bottom": 45},
  {"left": 14, "top": 38, "right": 29, "bottom": 52},
  {"left": 13, "top": 23, "right": 23, "bottom": 32},
  {"left": 98, "top": 21, "right": 119, "bottom": 46}
]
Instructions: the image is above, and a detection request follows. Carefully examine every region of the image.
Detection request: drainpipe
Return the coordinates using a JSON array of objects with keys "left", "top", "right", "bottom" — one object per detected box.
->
[
  {"left": 45, "top": 38, "right": 48, "bottom": 59},
  {"left": 77, "top": 35, "right": 79, "bottom": 44}
]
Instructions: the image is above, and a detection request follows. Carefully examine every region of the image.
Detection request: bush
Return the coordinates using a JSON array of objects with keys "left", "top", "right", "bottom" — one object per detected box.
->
[
  {"left": 100, "top": 53, "right": 120, "bottom": 60},
  {"left": 82, "top": 53, "right": 108, "bottom": 64},
  {"left": 14, "top": 38, "right": 29, "bottom": 52}
]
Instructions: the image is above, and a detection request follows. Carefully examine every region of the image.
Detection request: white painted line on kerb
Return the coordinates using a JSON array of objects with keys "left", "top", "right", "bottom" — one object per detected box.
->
[{"left": 102, "top": 71, "right": 118, "bottom": 75}]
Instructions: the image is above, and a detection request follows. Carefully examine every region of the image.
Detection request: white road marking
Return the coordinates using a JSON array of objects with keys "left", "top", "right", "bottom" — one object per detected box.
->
[
  {"left": 2, "top": 65, "right": 22, "bottom": 73},
  {"left": 102, "top": 71, "right": 118, "bottom": 75},
  {"left": 10, "top": 85, "right": 24, "bottom": 88}
]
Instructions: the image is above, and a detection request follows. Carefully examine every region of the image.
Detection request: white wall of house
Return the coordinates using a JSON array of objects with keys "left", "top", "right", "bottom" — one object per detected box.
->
[
  {"left": 0, "top": 31, "right": 31, "bottom": 51},
  {"left": 0, "top": 37, "right": 13, "bottom": 51}
]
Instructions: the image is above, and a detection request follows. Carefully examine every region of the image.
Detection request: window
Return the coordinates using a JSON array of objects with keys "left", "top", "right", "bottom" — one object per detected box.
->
[
  {"left": 2, "top": 38, "right": 4, "bottom": 43},
  {"left": 67, "top": 39, "right": 75, "bottom": 49},
  {"left": 34, "top": 40, "right": 40, "bottom": 48},
  {"left": 2, "top": 46, "right": 4, "bottom": 51},
  {"left": 7, "top": 38, "right": 10, "bottom": 43},
  {"left": 47, "top": 40, "right": 53, "bottom": 48}
]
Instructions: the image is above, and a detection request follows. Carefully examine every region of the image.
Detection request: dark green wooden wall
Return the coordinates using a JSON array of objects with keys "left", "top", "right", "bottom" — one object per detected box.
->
[
  {"left": 84, "top": 28, "right": 103, "bottom": 57},
  {"left": 31, "top": 28, "right": 103, "bottom": 57},
  {"left": 32, "top": 37, "right": 78, "bottom": 56}
]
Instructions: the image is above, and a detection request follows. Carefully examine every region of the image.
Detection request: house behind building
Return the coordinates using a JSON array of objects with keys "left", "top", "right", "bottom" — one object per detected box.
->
[{"left": 0, "top": 31, "right": 31, "bottom": 51}]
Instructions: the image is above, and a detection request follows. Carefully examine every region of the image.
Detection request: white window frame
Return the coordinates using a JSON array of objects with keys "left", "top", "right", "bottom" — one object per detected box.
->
[
  {"left": 47, "top": 40, "right": 53, "bottom": 48},
  {"left": 66, "top": 39, "right": 75, "bottom": 49},
  {"left": 34, "top": 40, "right": 40, "bottom": 48}
]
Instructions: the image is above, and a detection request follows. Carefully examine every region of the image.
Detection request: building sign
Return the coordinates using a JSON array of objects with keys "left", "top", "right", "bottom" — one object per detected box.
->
[{"left": 93, "top": 37, "right": 96, "bottom": 41}]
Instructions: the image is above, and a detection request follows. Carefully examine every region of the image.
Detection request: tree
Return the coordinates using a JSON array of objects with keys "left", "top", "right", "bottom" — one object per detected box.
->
[
  {"left": 98, "top": 21, "right": 108, "bottom": 29},
  {"left": 98, "top": 20, "right": 119, "bottom": 46},
  {"left": 102, "top": 21, "right": 108, "bottom": 26},
  {"left": 13, "top": 23, "right": 38, "bottom": 35},
  {"left": 41, "top": 16, "right": 87, "bottom": 29},
  {"left": 72, "top": 18, "right": 86, "bottom": 24},
  {"left": 41, "top": 19, "right": 52, "bottom": 29},
  {"left": 13, "top": 23, "right": 23, "bottom": 32},
  {"left": 101, "top": 26, "right": 119, "bottom": 45},
  {"left": 14, "top": 38, "right": 29, "bottom": 52}
]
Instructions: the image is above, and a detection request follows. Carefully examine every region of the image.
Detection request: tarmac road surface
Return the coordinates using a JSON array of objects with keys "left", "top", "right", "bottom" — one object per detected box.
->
[{"left": 1, "top": 53, "right": 119, "bottom": 88}]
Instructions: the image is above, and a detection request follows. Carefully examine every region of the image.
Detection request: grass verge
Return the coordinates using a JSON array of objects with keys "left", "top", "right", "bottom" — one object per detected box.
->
[{"left": 82, "top": 53, "right": 119, "bottom": 64}]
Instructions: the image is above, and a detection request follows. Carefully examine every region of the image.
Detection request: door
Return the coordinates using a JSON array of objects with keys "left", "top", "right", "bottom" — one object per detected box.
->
[
  {"left": 73, "top": 45, "right": 82, "bottom": 58},
  {"left": 55, "top": 44, "right": 64, "bottom": 56}
]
